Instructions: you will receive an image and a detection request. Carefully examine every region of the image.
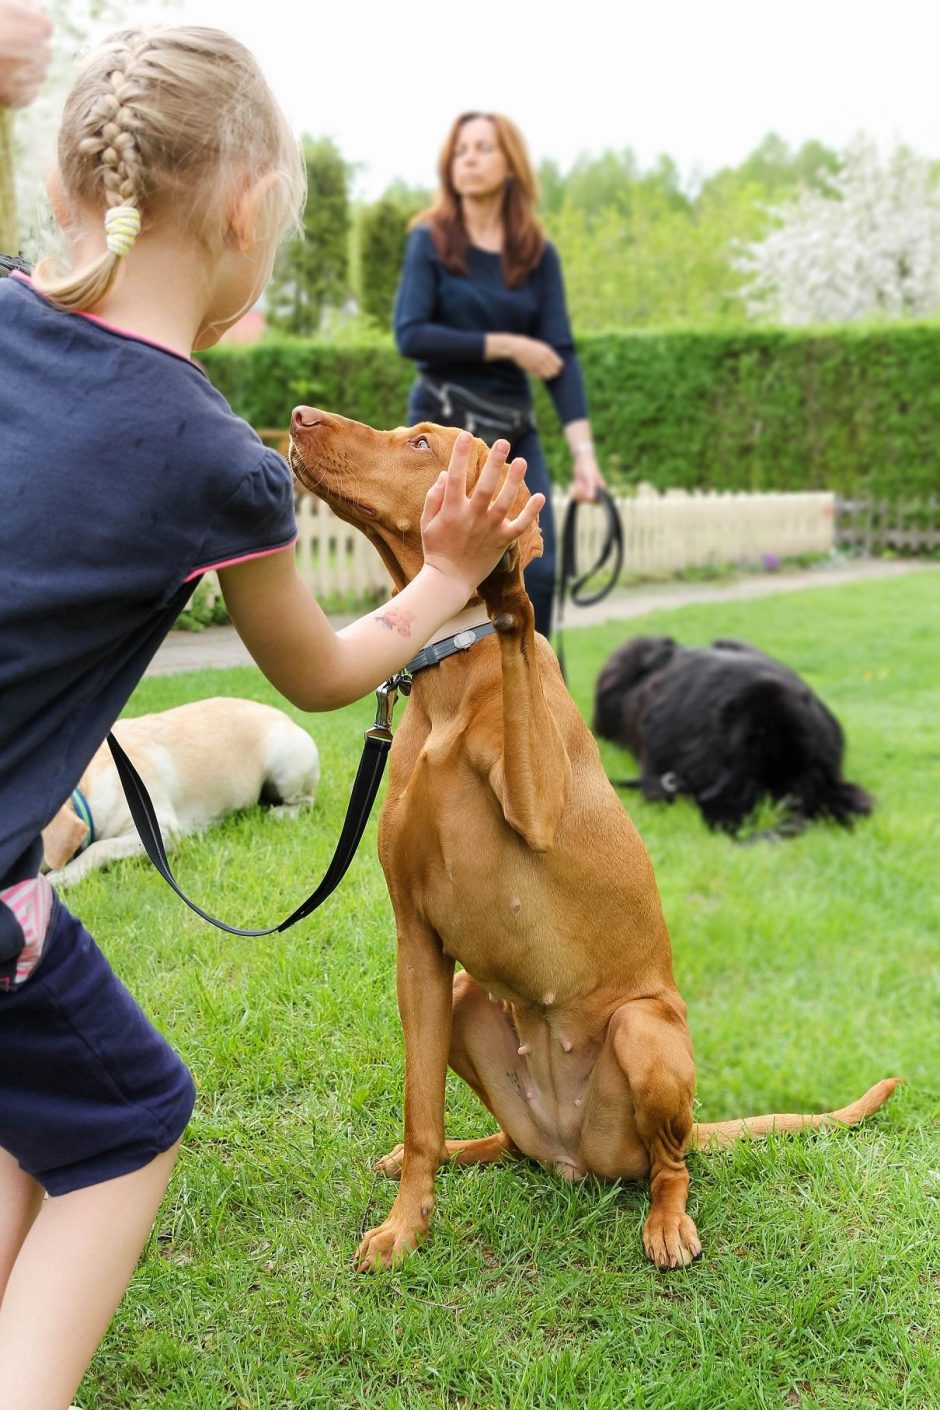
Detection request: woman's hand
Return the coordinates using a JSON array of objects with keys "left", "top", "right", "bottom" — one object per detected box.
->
[
  {"left": 572, "top": 449, "right": 606, "bottom": 502},
  {"left": 486, "top": 333, "right": 563, "bottom": 380},
  {"left": 420, "top": 433, "right": 544, "bottom": 597},
  {"left": 0, "top": 0, "right": 53, "bottom": 108},
  {"left": 563, "top": 419, "right": 606, "bottom": 502}
]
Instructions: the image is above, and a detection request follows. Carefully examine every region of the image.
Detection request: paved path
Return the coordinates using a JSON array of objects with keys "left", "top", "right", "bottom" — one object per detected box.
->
[{"left": 146, "top": 558, "right": 937, "bottom": 677}]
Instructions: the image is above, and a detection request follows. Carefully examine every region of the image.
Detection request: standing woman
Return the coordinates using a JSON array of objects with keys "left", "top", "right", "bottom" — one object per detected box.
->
[{"left": 394, "top": 111, "right": 604, "bottom": 636}]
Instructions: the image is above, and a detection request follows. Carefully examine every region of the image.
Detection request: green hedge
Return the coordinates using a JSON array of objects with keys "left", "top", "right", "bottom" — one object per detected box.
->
[{"left": 201, "top": 324, "right": 940, "bottom": 498}]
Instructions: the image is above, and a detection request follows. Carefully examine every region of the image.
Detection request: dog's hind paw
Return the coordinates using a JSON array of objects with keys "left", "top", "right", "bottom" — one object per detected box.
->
[
  {"left": 643, "top": 1212, "right": 702, "bottom": 1271},
  {"left": 374, "top": 1144, "right": 405, "bottom": 1179}
]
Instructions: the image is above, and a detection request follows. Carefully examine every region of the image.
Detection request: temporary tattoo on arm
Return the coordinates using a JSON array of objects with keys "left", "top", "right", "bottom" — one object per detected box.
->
[{"left": 374, "top": 606, "right": 416, "bottom": 638}]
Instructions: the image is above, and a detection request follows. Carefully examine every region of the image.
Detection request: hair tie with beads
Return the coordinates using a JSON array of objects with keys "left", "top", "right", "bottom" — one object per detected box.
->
[{"left": 104, "top": 205, "right": 141, "bottom": 257}]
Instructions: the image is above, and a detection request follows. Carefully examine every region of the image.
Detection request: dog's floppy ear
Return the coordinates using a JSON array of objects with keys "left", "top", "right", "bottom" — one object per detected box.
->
[
  {"left": 616, "top": 635, "right": 677, "bottom": 684},
  {"left": 41, "top": 804, "right": 89, "bottom": 870},
  {"left": 640, "top": 636, "right": 678, "bottom": 676}
]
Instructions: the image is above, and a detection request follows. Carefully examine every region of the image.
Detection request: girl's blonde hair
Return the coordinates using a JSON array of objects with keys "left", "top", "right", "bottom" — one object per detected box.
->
[{"left": 34, "top": 26, "right": 305, "bottom": 311}]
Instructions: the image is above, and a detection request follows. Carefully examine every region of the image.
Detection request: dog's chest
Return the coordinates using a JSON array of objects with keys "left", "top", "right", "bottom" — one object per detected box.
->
[{"left": 380, "top": 759, "right": 567, "bottom": 995}]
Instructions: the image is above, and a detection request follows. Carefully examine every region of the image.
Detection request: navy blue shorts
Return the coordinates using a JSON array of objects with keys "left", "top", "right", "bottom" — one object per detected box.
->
[{"left": 0, "top": 895, "right": 195, "bottom": 1195}]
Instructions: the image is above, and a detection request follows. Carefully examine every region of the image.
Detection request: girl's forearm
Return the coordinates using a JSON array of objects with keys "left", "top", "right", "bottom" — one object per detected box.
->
[{"left": 328, "top": 564, "right": 475, "bottom": 704}]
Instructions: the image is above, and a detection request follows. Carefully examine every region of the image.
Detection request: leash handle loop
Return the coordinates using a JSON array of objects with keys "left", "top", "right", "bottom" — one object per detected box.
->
[
  {"left": 106, "top": 680, "right": 402, "bottom": 936},
  {"left": 555, "top": 488, "right": 625, "bottom": 683}
]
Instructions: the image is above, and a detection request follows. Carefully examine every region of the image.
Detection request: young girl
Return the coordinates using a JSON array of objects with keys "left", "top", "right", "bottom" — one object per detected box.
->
[{"left": 0, "top": 27, "right": 542, "bottom": 1410}]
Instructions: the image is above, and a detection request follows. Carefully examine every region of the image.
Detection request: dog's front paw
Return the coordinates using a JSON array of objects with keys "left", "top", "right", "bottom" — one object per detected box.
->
[
  {"left": 355, "top": 1213, "right": 428, "bottom": 1273},
  {"left": 374, "top": 1143, "right": 405, "bottom": 1179},
  {"left": 643, "top": 1212, "right": 702, "bottom": 1271},
  {"left": 43, "top": 864, "right": 81, "bottom": 889}
]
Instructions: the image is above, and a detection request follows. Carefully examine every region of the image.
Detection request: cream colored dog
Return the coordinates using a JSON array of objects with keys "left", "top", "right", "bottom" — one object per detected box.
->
[{"left": 42, "top": 697, "right": 320, "bottom": 887}]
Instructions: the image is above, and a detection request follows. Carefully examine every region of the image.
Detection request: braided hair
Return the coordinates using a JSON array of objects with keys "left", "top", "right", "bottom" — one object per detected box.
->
[
  {"left": 77, "top": 37, "right": 148, "bottom": 214},
  {"left": 34, "top": 27, "right": 304, "bottom": 311}
]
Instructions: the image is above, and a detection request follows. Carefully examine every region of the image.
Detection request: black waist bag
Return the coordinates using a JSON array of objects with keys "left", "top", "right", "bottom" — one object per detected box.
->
[{"left": 420, "top": 377, "right": 536, "bottom": 450}]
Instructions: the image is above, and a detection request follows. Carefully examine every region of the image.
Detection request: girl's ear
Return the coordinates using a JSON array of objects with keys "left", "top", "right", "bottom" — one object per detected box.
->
[{"left": 229, "top": 172, "right": 281, "bottom": 251}]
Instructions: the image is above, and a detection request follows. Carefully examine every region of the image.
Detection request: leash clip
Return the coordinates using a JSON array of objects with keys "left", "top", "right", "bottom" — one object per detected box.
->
[{"left": 366, "top": 672, "right": 411, "bottom": 742}]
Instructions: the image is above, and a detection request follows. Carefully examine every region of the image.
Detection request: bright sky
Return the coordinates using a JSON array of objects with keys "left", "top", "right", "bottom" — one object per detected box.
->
[{"left": 171, "top": 0, "right": 940, "bottom": 200}]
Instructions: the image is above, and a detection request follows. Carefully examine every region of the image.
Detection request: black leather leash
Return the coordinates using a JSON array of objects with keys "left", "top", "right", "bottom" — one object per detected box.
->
[
  {"left": 554, "top": 488, "right": 624, "bottom": 682},
  {"left": 106, "top": 675, "right": 409, "bottom": 936},
  {"left": 103, "top": 623, "right": 498, "bottom": 935}
]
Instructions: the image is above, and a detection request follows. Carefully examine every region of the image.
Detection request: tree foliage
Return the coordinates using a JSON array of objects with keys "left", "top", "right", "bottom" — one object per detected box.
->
[
  {"left": 538, "top": 135, "right": 841, "bottom": 332},
  {"left": 736, "top": 139, "right": 940, "bottom": 325},
  {"left": 358, "top": 192, "right": 423, "bottom": 330},
  {"left": 266, "top": 135, "right": 351, "bottom": 336}
]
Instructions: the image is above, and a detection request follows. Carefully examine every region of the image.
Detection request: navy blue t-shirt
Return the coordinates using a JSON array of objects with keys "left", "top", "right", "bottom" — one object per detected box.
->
[
  {"left": 0, "top": 275, "right": 296, "bottom": 887},
  {"left": 393, "top": 225, "right": 588, "bottom": 423}
]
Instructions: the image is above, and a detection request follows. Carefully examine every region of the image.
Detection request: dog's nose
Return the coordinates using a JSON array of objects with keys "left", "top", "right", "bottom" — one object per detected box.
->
[{"left": 291, "top": 406, "right": 324, "bottom": 431}]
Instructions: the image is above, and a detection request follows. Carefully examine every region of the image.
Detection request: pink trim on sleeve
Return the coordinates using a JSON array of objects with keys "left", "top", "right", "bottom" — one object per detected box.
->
[{"left": 183, "top": 537, "right": 297, "bottom": 583}]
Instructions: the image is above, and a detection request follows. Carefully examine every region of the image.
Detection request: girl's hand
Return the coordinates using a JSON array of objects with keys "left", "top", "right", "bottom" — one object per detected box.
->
[{"left": 420, "top": 433, "right": 544, "bottom": 597}]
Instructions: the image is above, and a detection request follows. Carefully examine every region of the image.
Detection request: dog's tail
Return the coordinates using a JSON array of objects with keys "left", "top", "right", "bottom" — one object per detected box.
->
[
  {"left": 689, "top": 1078, "right": 901, "bottom": 1151},
  {"left": 816, "top": 778, "right": 875, "bottom": 823}
]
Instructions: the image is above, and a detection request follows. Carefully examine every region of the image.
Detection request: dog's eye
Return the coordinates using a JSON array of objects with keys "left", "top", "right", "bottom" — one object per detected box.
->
[{"left": 412, "top": 435, "right": 431, "bottom": 450}]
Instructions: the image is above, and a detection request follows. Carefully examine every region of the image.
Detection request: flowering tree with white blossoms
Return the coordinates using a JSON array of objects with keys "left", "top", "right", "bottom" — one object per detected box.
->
[{"left": 736, "top": 139, "right": 940, "bottom": 325}]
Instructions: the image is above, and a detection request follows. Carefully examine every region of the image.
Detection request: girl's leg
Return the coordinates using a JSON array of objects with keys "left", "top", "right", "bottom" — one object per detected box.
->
[
  {"left": 0, "top": 1146, "right": 44, "bottom": 1303},
  {"left": 515, "top": 429, "right": 556, "bottom": 637},
  {"left": 0, "top": 1140, "right": 181, "bottom": 1410}
]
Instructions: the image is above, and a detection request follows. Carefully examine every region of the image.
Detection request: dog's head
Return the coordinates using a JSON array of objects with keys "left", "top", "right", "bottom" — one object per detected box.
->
[
  {"left": 288, "top": 409, "right": 543, "bottom": 595},
  {"left": 592, "top": 635, "right": 679, "bottom": 747},
  {"left": 607, "top": 636, "right": 679, "bottom": 688},
  {"left": 40, "top": 802, "right": 89, "bottom": 871}
]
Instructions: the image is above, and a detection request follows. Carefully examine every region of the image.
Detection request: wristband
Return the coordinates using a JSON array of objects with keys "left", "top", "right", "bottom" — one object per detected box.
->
[{"left": 572, "top": 442, "right": 594, "bottom": 458}]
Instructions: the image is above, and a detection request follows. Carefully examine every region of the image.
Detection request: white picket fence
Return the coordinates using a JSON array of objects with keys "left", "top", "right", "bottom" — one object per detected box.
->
[
  {"left": 288, "top": 486, "right": 836, "bottom": 600},
  {"left": 195, "top": 486, "right": 835, "bottom": 614}
]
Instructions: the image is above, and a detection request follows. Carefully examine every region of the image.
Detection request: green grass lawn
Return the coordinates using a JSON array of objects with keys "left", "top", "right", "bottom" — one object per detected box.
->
[{"left": 74, "top": 574, "right": 938, "bottom": 1410}]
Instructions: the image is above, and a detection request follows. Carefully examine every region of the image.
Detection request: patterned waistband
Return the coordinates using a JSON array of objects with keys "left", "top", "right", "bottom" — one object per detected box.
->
[{"left": 1, "top": 875, "right": 55, "bottom": 986}]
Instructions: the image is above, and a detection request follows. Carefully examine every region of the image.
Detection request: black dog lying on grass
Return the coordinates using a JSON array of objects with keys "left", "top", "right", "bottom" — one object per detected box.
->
[{"left": 593, "top": 635, "right": 873, "bottom": 836}]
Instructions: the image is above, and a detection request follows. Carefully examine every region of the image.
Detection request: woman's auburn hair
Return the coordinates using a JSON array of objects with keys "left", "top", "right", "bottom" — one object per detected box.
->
[{"left": 412, "top": 112, "right": 545, "bottom": 289}]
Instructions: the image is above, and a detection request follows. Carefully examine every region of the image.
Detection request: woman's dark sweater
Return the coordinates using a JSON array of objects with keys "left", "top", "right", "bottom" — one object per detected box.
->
[{"left": 394, "top": 224, "right": 588, "bottom": 423}]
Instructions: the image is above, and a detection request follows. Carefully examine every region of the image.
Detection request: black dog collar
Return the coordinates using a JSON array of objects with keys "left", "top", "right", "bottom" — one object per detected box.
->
[
  {"left": 70, "top": 787, "right": 95, "bottom": 853},
  {"left": 404, "top": 621, "right": 495, "bottom": 677}
]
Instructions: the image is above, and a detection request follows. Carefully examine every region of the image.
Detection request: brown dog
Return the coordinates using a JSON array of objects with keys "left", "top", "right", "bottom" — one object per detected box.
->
[{"left": 289, "top": 409, "right": 898, "bottom": 1273}]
